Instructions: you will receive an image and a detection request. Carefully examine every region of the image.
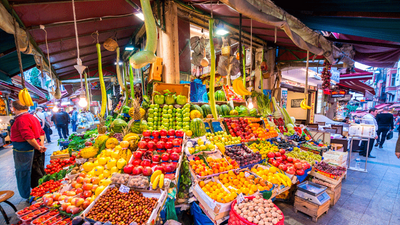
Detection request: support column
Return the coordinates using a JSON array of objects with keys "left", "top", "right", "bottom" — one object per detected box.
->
[{"left": 160, "top": 0, "right": 180, "bottom": 84}]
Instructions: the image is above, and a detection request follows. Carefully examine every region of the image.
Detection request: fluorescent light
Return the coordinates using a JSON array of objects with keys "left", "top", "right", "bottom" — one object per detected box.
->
[
  {"left": 53, "top": 106, "right": 59, "bottom": 112},
  {"left": 216, "top": 28, "right": 229, "bottom": 36},
  {"left": 79, "top": 97, "right": 88, "bottom": 107},
  {"left": 114, "top": 62, "right": 123, "bottom": 65},
  {"left": 135, "top": 12, "right": 144, "bottom": 21},
  {"left": 125, "top": 45, "right": 135, "bottom": 51}
]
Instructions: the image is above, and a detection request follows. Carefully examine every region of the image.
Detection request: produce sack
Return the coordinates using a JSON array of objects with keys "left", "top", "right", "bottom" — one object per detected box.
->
[
  {"left": 190, "top": 202, "right": 214, "bottom": 225},
  {"left": 190, "top": 80, "right": 208, "bottom": 103}
]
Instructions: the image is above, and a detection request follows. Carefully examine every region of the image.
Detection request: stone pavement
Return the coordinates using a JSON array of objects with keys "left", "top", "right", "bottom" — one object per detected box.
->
[
  {"left": 1, "top": 131, "right": 400, "bottom": 225},
  {"left": 277, "top": 132, "right": 400, "bottom": 225},
  {"left": 0, "top": 131, "right": 61, "bottom": 225}
]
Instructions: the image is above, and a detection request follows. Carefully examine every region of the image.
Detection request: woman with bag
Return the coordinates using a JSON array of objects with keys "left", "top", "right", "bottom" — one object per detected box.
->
[{"left": 11, "top": 101, "right": 46, "bottom": 199}]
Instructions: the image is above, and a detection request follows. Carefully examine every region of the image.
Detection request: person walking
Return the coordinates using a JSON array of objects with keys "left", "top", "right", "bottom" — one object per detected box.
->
[
  {"left": 71, "top": 107, "right": 78, "bottom": 132},
  {"left": 10, "top": 100, "right": 46, "bottom": 199},
  {"left": 375, "top": 107, "right": 394, "bottom": 148},
  {"left": 61, "top": 108, "right": 71, "bottom": 136},
  {"left": 359, "top": 108, "right": 378, "bottom": 158},
  {"left": 34, "top": 107, "right": 51, "bottom": 143},
  {"left": 51, "top": 109, "right": 68, "bottom": 139},
  {"left": 44, "top": 110, "right": 52, "bottom": 143}
]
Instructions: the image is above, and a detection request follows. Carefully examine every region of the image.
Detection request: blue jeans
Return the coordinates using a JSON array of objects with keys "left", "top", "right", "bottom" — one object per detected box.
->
[
  {"left": 56, "top": 124, "right": 68, "bottom": 139},
  {"left": 43, "top": 125, "right": 51, "bottom": 142},
  {"left": 72, "top": 121, "right": 77, "bottom": 132},
  {"left": 12, "top": 142, "right": 34, "bottom": 199}
]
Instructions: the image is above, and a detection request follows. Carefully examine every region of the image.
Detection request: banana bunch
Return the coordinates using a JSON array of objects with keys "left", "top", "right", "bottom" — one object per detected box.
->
[
  {"left": 233, "top": 78, "right": 251, "bottom": 96},
  {"left": 19, "top": 88, "right": 33, "bottom": 106},
  {"left": 300, "top": 98, "right": 311, "bottom": 110},
  {"left": 275, "top": 173, "right": 292, "bottom": 187},
  {"left": 150, "top": 170, "right": 164, "bottom": 189},
  {"left": 215, "top": 143, "right": 225, "bottom": 154}
]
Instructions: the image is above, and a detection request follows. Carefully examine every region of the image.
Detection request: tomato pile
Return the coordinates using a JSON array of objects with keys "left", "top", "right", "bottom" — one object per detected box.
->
[
  {"left": 30, "top": 180, "right": 62, "bottom": 198},
  {"left": 45, "top": 156, "right": 76, "bottom": 174}
]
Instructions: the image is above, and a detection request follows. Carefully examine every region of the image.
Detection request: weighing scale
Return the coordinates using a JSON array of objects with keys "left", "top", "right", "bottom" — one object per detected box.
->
[{"left": 295, "top": 181, "right": 330, "bottom": 205}]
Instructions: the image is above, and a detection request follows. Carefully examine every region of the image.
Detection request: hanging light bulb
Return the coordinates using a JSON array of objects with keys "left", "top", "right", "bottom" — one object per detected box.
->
[
  {"left": 247, "top": 98, "right": 254, "bottom": 109},
  {"left": 79, "top": 96, "right": 88, "bottom": 108},
  {"left": 53, "top": 105, "right": 59, "bottom": 112}
]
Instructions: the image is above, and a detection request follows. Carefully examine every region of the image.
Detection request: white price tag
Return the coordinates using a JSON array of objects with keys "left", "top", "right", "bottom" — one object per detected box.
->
[
  {"left": 119, "top": 184, "right": 130, "bottom": 193},
  {"left": 237, "top": 193, "right": 245, "bottom": 205}
]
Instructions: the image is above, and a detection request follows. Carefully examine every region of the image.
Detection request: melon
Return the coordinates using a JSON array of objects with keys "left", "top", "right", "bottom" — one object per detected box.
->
[
  {"left": 191, "top": 104, "right": 204, "bottom": 116},
  {"left": 215, "top": 90, "right": 226, "bottom": 101},
  {"left": 221, "top": 104, "right": 231, "bottom": 116},
  {"left": 190, "top": 118, "right": 206, "bottom": 137},
  {"left": 216, "top": 105, "right": 223, "bottom": 116},
  {"left": 201, "top": 104, "right": 212, "bottom": 118}
]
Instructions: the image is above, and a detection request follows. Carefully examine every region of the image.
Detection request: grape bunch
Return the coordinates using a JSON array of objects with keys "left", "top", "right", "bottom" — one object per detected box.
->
[{"left": 314, "top": 161, "right": 346, "bottom": 176}]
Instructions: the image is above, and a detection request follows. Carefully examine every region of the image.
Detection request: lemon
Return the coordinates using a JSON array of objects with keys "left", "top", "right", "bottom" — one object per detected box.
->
[
  {"left": 110, "top": 166, "right": 119, "bottom": 174},
  {"left": 103, "top": 169, "right": 111, "bottom": 178},
  {"left": 94, "top": 166, "right": 104, "bottom": 176},
  {"left": 98, "top": 157, "right": 107, "bottom": 166}
]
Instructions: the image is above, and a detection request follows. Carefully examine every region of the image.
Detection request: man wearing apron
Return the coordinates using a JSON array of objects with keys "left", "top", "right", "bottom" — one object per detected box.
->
[{"left": 10, "top": 100, "right": 46, "bottom": 199}]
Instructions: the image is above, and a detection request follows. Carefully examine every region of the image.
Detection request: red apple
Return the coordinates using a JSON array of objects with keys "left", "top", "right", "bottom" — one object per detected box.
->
[
  {"left": 161, "top": 153, "right": 170, "bottom": 161},
  {"left": 152, "top": 154, "right": 161, "bottom": 162},
  {"left": 268, "top": 158, "right": 274, "bottom": 164},
  {"left": 274, "top": 152, "right": 281, "bottom": 157},
  {"left": 142, "top": 166, "right": 153, "bottom": 176},
  {"left": 71, "top": 206, "right": 82, "bottom": 215},
  {"left": 138, "top": 141, "right": 148, "bottom": 149},
  {"left": 61, "top": 203, "right": 71, "bottom": 211},
  {"left": 142, "top": 130, "right": 151, "bottom": 137},
  {"left": 165, "top": 141, "right": 173, "bottom": 149},
  {"left": 168, "top": 129, "right": 175, "bottom": 137},
  {"left": 160, "top": 129, "right": 167, "bottom": 136},
  {"left": 52, "top": 193, "right": 61, "bottom": 201},
  {"left": 293, "top": 158, "right": 300, "bottom": 163},
  {"left": 175, "top": 130, "right": 184, "bottom": 137},
  {"left": 82, "top": 178, "right": 91, "bottom": 184},
  {"left": 154, "top": 165, "right": 164, "bottom": 173},
  {"left": 279, "top": 164, "right": 288, "bottom": 171},
  {"left": 160, "top": 137, "right": 168, "bottom": 143},
  {"left": 279, "top": 149, "right": 286, "bottom": 155},
  {"left": 287, "top": 157, "right": 293, "bottom": 163},
  {"left": 73, "top": 198, "right": 84, "bottom": 207},
  {"left": 76, "top": 176, "right": 84, "bottom": 184},
  {"left": 66, "top": 205, "right": 75, "bottom": 214},
  {"left": 294, "top": 162, "right": 303, "bottom": 170},
  {"left": 173, "top": 138, "right": 182, "bottom": 146},
  {"left": 44, "top": 197, "right": 53, "bottom": 206},
  {"left": 172, "top": 147, "right": 181, "bottom": 154},
  {"left": 156, "top": 141, "right": 165, "bottom": 149},
  {"left": 286, "top": 166, "right": 296, "bottom": 175},
  {"left": 82, "top": 200, "right": 91, "bottom": 209},
  {"left": 132, "top": 158, "right": 142, "bottom": 166},
  {"left": 147, "top": 141, "right": 155, "bottom": 149},
  {"left": 133, "top": 151, "right": 143, "bottom": 159},
  {"left": 170, "top": 152, "right": 180, "bottom": 161},
  {"left": 83, "top": 190, "right": 92, "bottom": 198},
  {"left": 152, "top": 130, "right": 160, "bottom": 137},
  {"left": 281, "top": 155, "right": 287, "bottom": 161},
  {"left": 75, "top": 188, "right": 83, "bottom": 195},
  {"left": 272, "top": 160, "right": 280, "bottom": 167},
  {"left": 141, "top": 159, "right": 151, "bottom": 167},
  {"left": 83, "top": 183, "right": 93, "bottom": 191},
  {"left": 267, "top": 152, "right": 275, "bottom": 158},
  {"left": 123, "top": 164, "right": 134, "bottom": 174},
  {"left": 296, "top": 169, "right": 305, "bottom": 176},
  {"left": 132, "top": 166, "right": 143, "bottom": 175}
]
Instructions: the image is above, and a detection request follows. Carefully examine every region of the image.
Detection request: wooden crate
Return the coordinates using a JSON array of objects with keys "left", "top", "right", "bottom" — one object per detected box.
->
[
  {"left": 152, "top": 83, "right": 190, "bottom": 104},
  {"left": 50, "top": 154, "right": 70, "bottom": 160},
  {"left": 294, "top": 196, "right": 330, "bottom": 222},
  {"left": 325, "top": 182, "right": 342, "bottom": 206}
]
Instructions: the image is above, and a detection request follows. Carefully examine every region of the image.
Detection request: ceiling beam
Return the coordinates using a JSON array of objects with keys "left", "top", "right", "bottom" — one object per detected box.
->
[
  {"left": 49, "top": 36, "right": 131, "bottom": 57},
  {"left": 27, "top": 13, "right": 139, "bottom": 30},
  {"left": 299, "top": 11, "right": 400, "bottom": 19},
  {"left": 52, "top": 50, "right": 114, "bottom": 65},
  {"left": 0, "top": 47, "right": 16, "bottom": 59},
  {"left": 59, "top": 63, "right": 114, "bottom": 80},
  {"left": 10, "top": 64, "right": 37, "bottom": 76},
  {"left": 36, "top": 25, "right": 138, "bottom": 46},
  {"left": 11, "top": 0, "right": 110, "bottom": 7},
  {"left": 0, "top": 69, "right": 10, "bottom": 76},
  {"left": 55, "top": 54, "right": 115, "bottom": 71},
  {"left": 325, "top": 37, "right": 400, "bottom": 49}
]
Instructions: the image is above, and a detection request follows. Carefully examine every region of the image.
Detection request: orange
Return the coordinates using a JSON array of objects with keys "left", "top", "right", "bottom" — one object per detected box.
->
[
  {"left": 239, "top": 172, "right": 245, "bottom": 178},
  {"left": 251, "top": 185, "right": 258, "bottom": 192},
  {"left": 199, "top": 181, "right": 205, "bottom": 188}
]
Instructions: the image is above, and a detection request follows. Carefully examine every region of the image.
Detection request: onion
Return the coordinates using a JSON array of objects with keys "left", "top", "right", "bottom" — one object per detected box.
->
[
  {"left": 247, "top": 217, "right": 253, "bottom": 222},
  {"left": 259, "top": 221, "right": 265, "bottom": 225},
  {"left": 272, "top": 218, "right": 278, "bottom": 224}
]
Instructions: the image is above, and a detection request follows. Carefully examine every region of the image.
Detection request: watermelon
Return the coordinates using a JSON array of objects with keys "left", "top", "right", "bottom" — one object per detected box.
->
[
  {"left": 216, "top": 105, "right": 223, "bottom": 116},
  {"left": 191, "top": 104, "right": 204, "bottom": 116},
  {"left": 190, "top": 118, "right": 206, "bottom": 137},
  {"left": 221, "top": 104, "right": 231, "bottom": 116},
  {"left": 201, "top": 104, "right": 212, "bottom": 118},
  {"left": 215, "top": 90, "right": 226, "bottom": 101},
  {"left": 249, "top": 108, "right": 258, "bottom": 116}
]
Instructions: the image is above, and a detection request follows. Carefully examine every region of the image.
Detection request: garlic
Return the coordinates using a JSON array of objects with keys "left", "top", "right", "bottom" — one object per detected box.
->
[
  {"left": 258, "top": 208, "right": 264, "bottom": 214},
  {"left": 247, "top": 217, "right": 253, "bottom": 223},
  {"left": 259, "top": 221, "right": 265, "bottom": 225},
  {"left": 267, "top": 212, "right": 272, "bottom": 217},
  {"left": 261, "top": 214, "right": 266, "bottom": 219},
  {"left": 256, "top": 215, "right": 261, "bottom": 220},
  {"left": 278, "top": 215, "right": 283, "bottom": 220},
  {"left": 236, "top": 209, "right": 241, "bottom": 214},
  {"left": 272, "top": 212, "right": 277, "bottom": 218},
  {"left": 253, "top": 218, "right": 259, "bottom": 224},
  {"left": 276, "top": 210, "right": 282, "bottom": 214}
]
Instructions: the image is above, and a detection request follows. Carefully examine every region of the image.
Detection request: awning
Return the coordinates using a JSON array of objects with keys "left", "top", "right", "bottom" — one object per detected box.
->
[
  {"left": 375, "top": 103, "right": 391, "bottom": 109},
  {"left": 390, "top": 104, "right": 400, "bottom": 109},
  {"left": 339, "top": 68, "right": 373, "bottom": 81},
  {"left": 351, "top": 111, "right": 367, "bottom": 117},
  {"left": 337, "top": 80, "right": 375, "bottom": 95}
]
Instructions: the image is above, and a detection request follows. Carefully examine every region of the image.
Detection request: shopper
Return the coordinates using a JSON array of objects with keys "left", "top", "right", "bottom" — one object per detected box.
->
[
  {"left": 359, "top": 108, "right": 378, "bottom": 158},
  {"left": 342, "top": 116, "right": 351, "bottom": 124},
  {"left": 61, "top": 108, "right": 71, "bottom": 136},
  {"left": 396, "top": 137, "right": 400, "bottom": 159},
  {"left": 71, "top": 107, "right": 78, "bottom": 132},
  {"left": 10, "top": 100, "right": 46, "bottom": 199},
  {"left": 34, "top": 107, "right": 51, "bottom": 143},
  {"left": 51, "top": 109, "right": 69, "bottom": 139},
  {"left": 44, "top": 110, "right": 52, "bottom": 143},
  {"left": 375, "top": 107, "right": 394, "bottom": 148}
]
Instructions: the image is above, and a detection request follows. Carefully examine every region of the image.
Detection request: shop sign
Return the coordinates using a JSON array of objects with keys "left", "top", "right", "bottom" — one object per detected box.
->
[
  {"left": 281, "top": 88, "right": 288, "bottom": 109},
  {"left": 282, "top": 80, "right": 316, "bottom": 90},
  {"left": 309, "top": 91, "right": 316, "bottom": 123},
  {"left": 331, "top": 90, "right": 346, "bottom": 98}
]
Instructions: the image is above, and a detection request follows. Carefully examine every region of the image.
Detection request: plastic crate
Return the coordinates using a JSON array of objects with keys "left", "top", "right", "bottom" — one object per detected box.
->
[{"left": 228, "top": 196, "right": 284, "bottom": 225}]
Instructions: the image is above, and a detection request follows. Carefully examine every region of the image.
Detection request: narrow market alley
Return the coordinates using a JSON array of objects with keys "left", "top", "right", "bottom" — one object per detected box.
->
[{"left": 1, "top": 133, "right": 400, "bottom": 225}]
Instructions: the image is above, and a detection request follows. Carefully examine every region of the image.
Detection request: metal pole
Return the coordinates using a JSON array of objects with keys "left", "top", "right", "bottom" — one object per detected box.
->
[{"left": 364, "top": 138, "right": 370, "bottom": 172}]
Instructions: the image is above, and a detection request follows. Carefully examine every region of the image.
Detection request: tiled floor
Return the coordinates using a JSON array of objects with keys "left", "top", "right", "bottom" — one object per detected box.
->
[{"left": 1, "top": 132, "right": 400, "bottom": 225}]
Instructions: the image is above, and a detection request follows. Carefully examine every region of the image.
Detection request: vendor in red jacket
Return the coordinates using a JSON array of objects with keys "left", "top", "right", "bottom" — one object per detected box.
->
[{"left": 10, "top": 100, "right": 47, "bottom": 199}]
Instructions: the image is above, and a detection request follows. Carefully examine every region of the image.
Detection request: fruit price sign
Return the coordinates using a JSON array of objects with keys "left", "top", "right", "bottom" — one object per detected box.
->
[
  {"left": 211, "top": 121, "right": 224, "bottom": 132},
  {"left": 119, "top": 184, "right": 130, "bottom": 193}
]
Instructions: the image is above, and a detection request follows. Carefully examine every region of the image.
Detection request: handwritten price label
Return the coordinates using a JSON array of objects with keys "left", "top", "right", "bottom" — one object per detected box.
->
[
  {"left": 237, "top": 193, "right": 245, "bottom": 205},
  {"left": 119, "top": 184, "right": 130, "bottom": 193}
]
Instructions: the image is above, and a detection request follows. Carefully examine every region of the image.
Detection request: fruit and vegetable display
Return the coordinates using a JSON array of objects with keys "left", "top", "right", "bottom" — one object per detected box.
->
[
  {"left": 224, "top": 118, "right": 257, "bottom": 142},
  {"left": 30, "top": 180, "right": 62, "bottom": 198},
  {"left": 219, "top": 170, "right": 274, "bottom": 194},
  {"left": 232, "top": 195, "right": 284, "bottom": 225},
  {"left": 224, "top": 144, "right": 262, "bottom": 167},
  {"left": 147, "top": 103, "right": 191, "bottom": 132},
  {"left": 189, "top": 155, "right": 238, "bottom": 177},
  {"left": 314, "top": 161, "right": 347, "bottom": 176},
  {"left": 85, "top": 187, "right": 158, "bottom": 225},
  {"left": 264, "top": 148, "right": 311, "bottom": 176},
  {"left": 249, "top": 141, "right": 279, "bottom": 160},
  {"left": 186, "top": 137, "right": 215, "bottom": 155},
  {"left": 44, "top": 156, "right": 76, "bottom": 175},
  {"left": 286, "top": 147, "right": 322, "bottom": 165},
  {"left": 252, "top": 166, "right": 292, "bottom": 187},
  {"left": 205, "top": 131, "right": 242, "bottom": 145}
]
